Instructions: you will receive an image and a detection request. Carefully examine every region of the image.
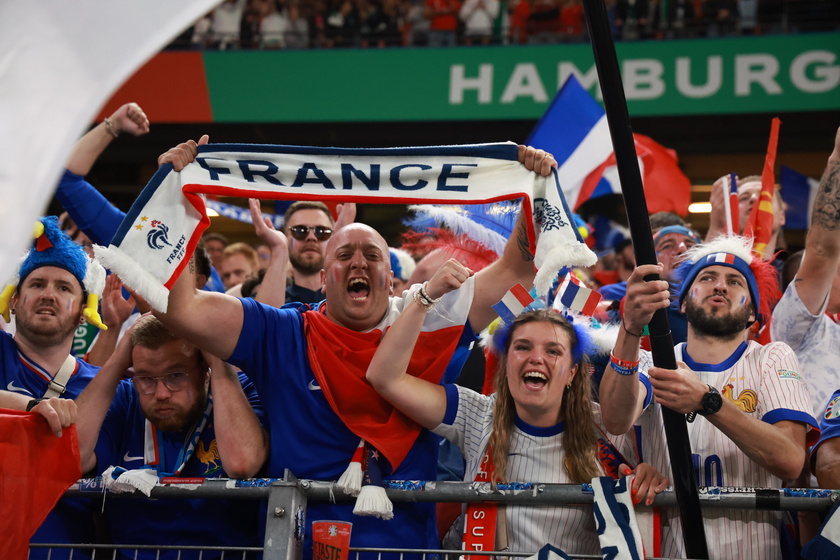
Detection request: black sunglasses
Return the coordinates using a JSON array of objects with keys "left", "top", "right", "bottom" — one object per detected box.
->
[{"left": 288, "top": 225, "right": 333, "bottom": 241}]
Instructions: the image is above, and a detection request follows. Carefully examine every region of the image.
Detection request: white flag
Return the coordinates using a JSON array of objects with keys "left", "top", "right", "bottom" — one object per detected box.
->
[{"left": 0, "top": 0, "right": 220, "bottom": 285}]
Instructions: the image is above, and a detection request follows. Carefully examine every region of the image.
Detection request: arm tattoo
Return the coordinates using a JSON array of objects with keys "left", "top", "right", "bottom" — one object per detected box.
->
[
  {"left": 188, "top": 256, "right": 195, "bottom": 275},
  {"left": 813, "top": 160, "right": 840, "bottom": 231},
  {"left": 516, "top": 219, "right": 535, "bottom": 262}
]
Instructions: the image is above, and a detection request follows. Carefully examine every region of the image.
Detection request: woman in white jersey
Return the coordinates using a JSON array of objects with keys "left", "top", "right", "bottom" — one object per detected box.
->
[{"left": 367, "top": 258, "right": 668, "bottom": 554}]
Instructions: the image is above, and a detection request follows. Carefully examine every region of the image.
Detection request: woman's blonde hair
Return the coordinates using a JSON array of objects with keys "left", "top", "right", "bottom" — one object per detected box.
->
[{"left": 487, "top": 309, "right": 600, "bottom": 484}]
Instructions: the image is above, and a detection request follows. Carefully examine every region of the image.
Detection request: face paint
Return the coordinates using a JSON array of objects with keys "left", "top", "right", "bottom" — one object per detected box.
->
[
  {"left": 378, "top": 271, "right": 387, "bottom": 289},
  {"left": 739, "top": 296, "right": 746, "bottom": 306},
  {"left": 65, "top": 298, "right": 76, "bottom": 311}
]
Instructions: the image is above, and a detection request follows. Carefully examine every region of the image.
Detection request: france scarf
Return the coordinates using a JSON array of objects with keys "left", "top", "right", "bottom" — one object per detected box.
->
[{"left": 94, "top": 142, "right": 594, "bottom": 312}]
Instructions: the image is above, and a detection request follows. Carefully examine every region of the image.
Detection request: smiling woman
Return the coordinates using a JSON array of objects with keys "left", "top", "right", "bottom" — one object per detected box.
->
[{"left": 366, "top": 260, "right": 669, "bottom": 555}]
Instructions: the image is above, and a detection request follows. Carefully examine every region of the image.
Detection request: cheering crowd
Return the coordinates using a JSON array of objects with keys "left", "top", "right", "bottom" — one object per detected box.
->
[{"left": 1, "top": 100, "right": 839, "bottom": 560}]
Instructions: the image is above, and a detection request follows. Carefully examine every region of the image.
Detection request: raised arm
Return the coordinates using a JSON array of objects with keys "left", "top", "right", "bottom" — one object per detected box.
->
[
  {"left": 74, "top": 329, "right": 134, "bottom": 473},
  {"left": 367, "top": 259, "right": 472, "bottom": 429},
  {"left": 792, "top": 127, "right": 840, "bottom": 314},
  {"left": 204, "top": 352, "right": 268, "bottom": 478},
  {"left": 56, "top": 103, "right": 150, "bottom": 246},
  {"left": 469, "top": 145, "right": 556, "bottom": 331},
  {"left": 67, "top": 102, "right": 149, "bottom": 176},
  {"left": 599, "top": 263, "right": 671, "bottom": 434},
  {"left": 249, "top": 198, "right": 288, "bottom": 309},
  {"left": 152, "top": 136, "right": 244, "bottom": 359}
]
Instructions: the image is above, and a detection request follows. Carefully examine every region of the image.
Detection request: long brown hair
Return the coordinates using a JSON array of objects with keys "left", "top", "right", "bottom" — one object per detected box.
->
[{"left": 487, "top": 309, "right": 600, "bottom": 484}]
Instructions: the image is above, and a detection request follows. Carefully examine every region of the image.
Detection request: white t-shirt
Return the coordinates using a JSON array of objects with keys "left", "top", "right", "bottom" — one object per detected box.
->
[
  {"left": 771, "top": 282, "right": 840, "bottom": 416},
  {"left": 637, "top": 341, "right": 818, "bottom": 560},
  {"left": 434, "top": 384, "right": 636, "bottom": 555}
]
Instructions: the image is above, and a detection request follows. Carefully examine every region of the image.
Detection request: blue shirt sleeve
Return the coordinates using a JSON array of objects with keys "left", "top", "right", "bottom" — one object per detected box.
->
[{"left": 55, "top": 169, "right": 126, "bottom": 246}]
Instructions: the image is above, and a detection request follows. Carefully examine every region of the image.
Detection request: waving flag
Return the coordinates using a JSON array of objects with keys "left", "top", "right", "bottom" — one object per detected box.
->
[
  {"left": 744, "top": 118, "right": 781, "bottom": 258},
  {"left": 0, "top": 0, "right": 220, "bottom": 298},
  {"left": 527, "top": 75, "right": 692, "bottom": 216},
  {"left": 781, "top": 165, "right": 819, "bottom": 229}
]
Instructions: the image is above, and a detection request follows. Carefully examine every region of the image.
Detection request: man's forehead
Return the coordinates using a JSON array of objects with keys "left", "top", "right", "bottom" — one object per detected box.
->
[
  {"left": 656, "top": 232, "right": 695, "bottom": 247},
  {"left": 697, "top": 264, "right": 747, "bottom": 281},
  {"left": 288, "top": 208, "right": 332, "bottom": 227},
  {"left": 328, "top": 224, "right": 387, "bottom": 252},
  {"left": 23, "top": 266, "right": 81, "bottom": 287}
]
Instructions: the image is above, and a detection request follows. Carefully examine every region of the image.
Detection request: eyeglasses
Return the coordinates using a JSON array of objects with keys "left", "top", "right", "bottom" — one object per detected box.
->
[
  {"left": 132, "top": 372, "right": 191, "bottom": 395},
  {"left": 288, "top": 225, "right": 333, "bottom": 241}
]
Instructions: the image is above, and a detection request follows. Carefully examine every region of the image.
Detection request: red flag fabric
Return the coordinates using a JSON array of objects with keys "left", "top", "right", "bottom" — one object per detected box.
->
[
  {"left": 577, "top": 134, "right": 692, "bottom": 215},
  {"left": 0, "top": 408, "right": 81, "bottom": 560},
  {"left": 743, "top": 118, "right": 781, "bottom": 258},
  {"left": 303, "top": 305, "right": 464, "bottom": 470}
]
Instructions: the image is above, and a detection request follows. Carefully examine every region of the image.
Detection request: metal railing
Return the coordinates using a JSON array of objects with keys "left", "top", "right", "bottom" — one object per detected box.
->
[{"left": 32, "top": 471, "right": 840, "bottom": 560}]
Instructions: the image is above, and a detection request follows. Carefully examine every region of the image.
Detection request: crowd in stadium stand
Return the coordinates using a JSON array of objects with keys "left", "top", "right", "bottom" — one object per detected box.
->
[{"left": 175, "top": 0, "right": 840, "bottom": 50}]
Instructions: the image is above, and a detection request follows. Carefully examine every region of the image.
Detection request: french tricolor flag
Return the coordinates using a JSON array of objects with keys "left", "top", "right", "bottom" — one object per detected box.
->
[
  {"left": 526, "top": 75, "right": 691, "bottom": 216},
  {"left": 706, "top": 253, "right": 736, "bottom": 266},
  {"left": 492, "top": 283, "right": 534, "bottom": 324},
  {"left": 554, "top": 273, "right": 601, "bottom": 316}
]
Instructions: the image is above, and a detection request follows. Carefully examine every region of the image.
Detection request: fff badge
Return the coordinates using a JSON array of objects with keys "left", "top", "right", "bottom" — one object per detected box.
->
[{"left": 312, "top": 521, "right": 352, "bottom": 560}]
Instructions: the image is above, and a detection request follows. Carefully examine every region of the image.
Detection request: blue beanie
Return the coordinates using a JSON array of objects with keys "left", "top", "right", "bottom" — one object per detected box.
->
[{"left": 677, "top": 251, "right": 759, "bottom": 315}]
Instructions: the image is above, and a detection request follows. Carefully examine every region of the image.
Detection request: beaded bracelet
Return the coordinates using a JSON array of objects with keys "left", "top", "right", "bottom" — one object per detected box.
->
[
  {"left": 418, "top": 282, "right": 442, "bottom": 305},
  {"left": 414, "top": 282, "right": 442, "bottom": 311},
  {"left": 609, "top": 352, "right": 639, "bottom": 376}
]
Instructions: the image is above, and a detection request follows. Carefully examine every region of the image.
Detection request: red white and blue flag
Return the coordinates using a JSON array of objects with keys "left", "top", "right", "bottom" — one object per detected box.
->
[
  {"left": 492, "top": 283, "right": 535, "bottom": 324},
  {"left": 527, "top": 75, "right": 692, "bottom": 216},
  {"left": 554, "top": 273, "right": 601, "bottom": 316}
]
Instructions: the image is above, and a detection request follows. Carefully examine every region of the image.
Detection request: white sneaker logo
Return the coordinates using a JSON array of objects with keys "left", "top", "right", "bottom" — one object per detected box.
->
[
  {"left": 6, "top": 380, "right": 32, "bottom": 396},
  {"left": 123, "top": 452, "right": 144, "bottom": 463},
  {"left": 308, "top": 379, "right": 321, "bottom": 391}
]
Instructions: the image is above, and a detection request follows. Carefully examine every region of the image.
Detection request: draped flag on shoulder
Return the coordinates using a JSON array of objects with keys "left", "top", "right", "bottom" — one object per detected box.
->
[
  {"left": 95, "top": 143, "right": 596, "bottom": 311},
  {"left": 527, "top": 75, "right": 691, "bottom": 216}
]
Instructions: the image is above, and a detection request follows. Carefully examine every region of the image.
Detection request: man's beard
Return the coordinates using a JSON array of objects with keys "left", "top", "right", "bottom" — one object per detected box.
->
[
  {"left": 684, "top": 295, "right": 752, "bottom": 340},
  {"left": 143, "top": 393, "right": 206, "bottom": 433},
  {"left": 290, "top": 246, "right": 324, "bottom": 275},
  {"left": 15, "top": 310, "right": 81, "bottom": 348}
]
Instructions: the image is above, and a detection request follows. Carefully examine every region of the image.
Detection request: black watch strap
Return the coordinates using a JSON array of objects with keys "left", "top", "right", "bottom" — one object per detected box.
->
[{"left": 26, "top": 398, "right": 45, "bottom": 412}]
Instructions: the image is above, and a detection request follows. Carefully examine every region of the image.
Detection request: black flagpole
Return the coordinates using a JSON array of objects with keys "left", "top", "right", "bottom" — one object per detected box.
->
[{"left": 579, "top": 1, "right": 709, "bottom": 557}]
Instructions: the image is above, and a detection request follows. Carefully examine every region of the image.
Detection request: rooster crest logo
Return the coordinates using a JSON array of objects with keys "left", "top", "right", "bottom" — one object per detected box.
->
[
  {"left": 722, "top": 384, "right": 758, "bottom": 413},
  {"left": 147, "top": 220, "right": 172, "bottom": 250}
]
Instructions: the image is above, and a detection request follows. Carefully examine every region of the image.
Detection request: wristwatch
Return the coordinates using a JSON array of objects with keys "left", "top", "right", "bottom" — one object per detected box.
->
[
  {"left": 686, "top": 385, "right": 722, "bottom": 423},
  {"left": 25, "top": 398, "right": 45, "bottom": 412}
]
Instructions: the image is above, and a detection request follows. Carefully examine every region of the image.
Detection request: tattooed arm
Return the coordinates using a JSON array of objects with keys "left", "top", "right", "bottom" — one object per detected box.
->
[
  {"left": 469, "top": 146, "right": 555, "bottom": 331},
  {"left": 794, "top": 127, "right": 840, "bottom": 315}
]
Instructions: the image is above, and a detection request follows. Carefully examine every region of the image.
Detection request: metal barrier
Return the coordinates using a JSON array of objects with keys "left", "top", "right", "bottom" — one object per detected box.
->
[{"left": 32, "top": 471, "right": 840, "bottom": 560}]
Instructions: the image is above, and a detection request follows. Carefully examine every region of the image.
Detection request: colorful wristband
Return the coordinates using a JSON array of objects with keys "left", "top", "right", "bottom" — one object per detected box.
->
[{"left": 610, "top": 352, "right": 639, "bottom": 376}]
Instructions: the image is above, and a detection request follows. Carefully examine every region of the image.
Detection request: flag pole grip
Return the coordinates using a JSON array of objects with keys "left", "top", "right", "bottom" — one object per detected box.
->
[{"left": 580, "top": 0, "right": 709, "bottom": 557}]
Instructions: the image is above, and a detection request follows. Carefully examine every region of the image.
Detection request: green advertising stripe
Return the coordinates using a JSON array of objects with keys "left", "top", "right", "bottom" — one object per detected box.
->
[{"left": 204, "top": 33, "right": 840, "bottom": 123}]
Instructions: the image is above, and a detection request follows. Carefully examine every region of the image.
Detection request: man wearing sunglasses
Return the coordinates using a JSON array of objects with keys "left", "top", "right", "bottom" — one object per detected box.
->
[
  {"left": 283, "top": 201, "right": 334, "bottom": 304},
  {"left": 73, "top": 315, "right": 267, "bottom": 559}
]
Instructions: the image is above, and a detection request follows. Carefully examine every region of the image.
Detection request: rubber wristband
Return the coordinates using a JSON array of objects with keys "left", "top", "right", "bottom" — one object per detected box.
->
[{"left": 610, "top": 351, "right": 639, "bottom": 369}]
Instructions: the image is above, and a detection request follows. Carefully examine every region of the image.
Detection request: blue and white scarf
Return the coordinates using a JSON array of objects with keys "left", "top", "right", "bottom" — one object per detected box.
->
[{"left": 94, "top": 142, "right": 594, "bottom": 312}]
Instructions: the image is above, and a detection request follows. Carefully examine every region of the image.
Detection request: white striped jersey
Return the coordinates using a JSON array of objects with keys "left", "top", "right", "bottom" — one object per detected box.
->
[
  {"left": 636, "top": 340, "right": 819, "bottom": 560},
  {"left": 433, "top": 384, "right": 637, "bottom": 555}
]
